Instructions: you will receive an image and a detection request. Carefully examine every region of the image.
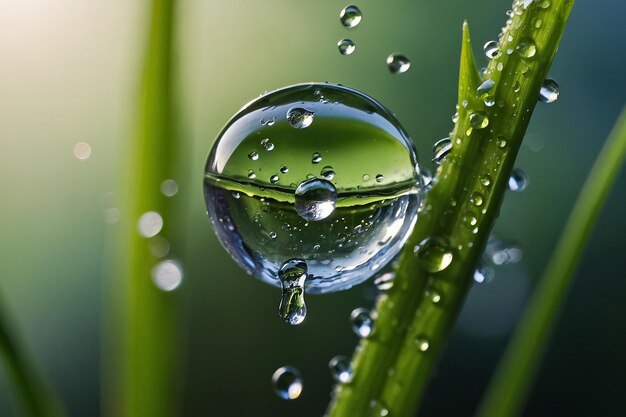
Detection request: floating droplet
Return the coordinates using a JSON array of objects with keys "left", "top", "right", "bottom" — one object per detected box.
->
[
  {"left": 160, "top": 179, "right": 179, "bottom": 197},
  {"left": 415, "top": 335, "right": 430, "bottom": 352},
  {"left": 272, "top": 366, "right": 303, "bottom": 400},
  {"left": 386, "top": 53, "right": 411, "bottom": 74},
  {"left": 137, "top": 211, "right": 163, "bottom": 238},
  {"left": 539, "top": 78, "right": 559, "bottom": 103},
  {"left": 294, "top": 178, "right": 337, "bottom": 221},
  {"left": 278, "top": 259, "right": 308, "bottom": 325},
  {"left": 339, "top": 5, "right": 362, "bottom": 28},
  {"left": 337, "top": 39, "right": 356, "bottom": 55},
  {"left": 414, "top": 238, "right": 454, "bottom": 273},
  {"left": 287, "top": 107, "right": 315, "bottom": 128},
  {"left": 432, "top": 137, "right": 452, "bottom": 165},
  {"left": 350, "top": 307, "right": 374, "bottom": 337},
  {"left": 469, "top": 112, "right": 489, "bottom": 129},
  {"left": 329, "top": 355, "right": 353, "bottom": 383},
  {"left": 517, "top": 38, "right": 537, "bottom": 58},
  {"left": 483, "top": 41, "right": 501, "bottom": 59},
  {"left": 508, "top": 168, "right": 528, "bottom": 191}
]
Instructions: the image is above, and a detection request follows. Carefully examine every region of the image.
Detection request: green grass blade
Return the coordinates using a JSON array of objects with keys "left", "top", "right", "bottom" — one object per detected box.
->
[
  {"left": 477, "top": 106, "right": 626, "bottom": 417},
  {"left": 103, "top": 1, "right": 181, "bottom": 417},
  {"left": 0, "top": 295, "right": 66, "bottom": 417}
]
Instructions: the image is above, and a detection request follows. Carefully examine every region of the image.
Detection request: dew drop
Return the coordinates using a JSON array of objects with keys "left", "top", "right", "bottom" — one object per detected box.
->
[
  {"left": 517, "top": 38, "right": 537, "bottom": 58},
  {"left": 137, "top": 211, "right": 163, "bottom": 238},
  {"left": 287, "top": 107, "right": 315, "bottom": 128},
  {"left": 508, "top": 168, "right": 528, "bottom": 191},
  {"left": 470, "top": 191, "right": 484, "bottom": 207},
  {"left": 414, "top": 237, "right": 454, "bottom": 273},
  {"left": 483, "top": 41, "right": 501, "bottom": 59},
  {"left": 280, "top": 164, "right": 289, "bottom": 174},
  {"left": 432, "top": 137, "right": 452, "bottom": 165},
  {"left": 270, "top": 175, "right": 279, "bottom": 183},
  {"left": 386, "top": 53, "right": 411, "bottom": 74},
  {"left": 463, "top": 211, "right": 478, "bottom": 228},
  {"left": 538, "top": 0, "right": 551, "bottom": 8},
  {"left": 337, "top": 39, "right": 356, "bottom": 55},
  {"left": 247, "top": 169, "right": 256, "bottom": 179},
  {"left": 294, "top": 178, "right": 337, "bottom": 221},
  {"left": 311, "top": 152, "right": 323, "bottom": 164},
  {"left": 350, "top": 307, "right": 374, "bottom": 338},
  {"left": 269, "top": 231, "right": 277, "bottom": 239},
  {"left": 362, "top": 174, "right": 370, "bottom": 182},
  {"left": 539, "top": 79, "right": 559, "bottom": 103},
  {"left": 329, "top": 355, "right": 353, "bottom": 383},
  {"left": 278, "top": 259, "right": 308, "bottom": 325},
  {"left": 272, "top": 366, "right": 303, "bottom": 400},
  {"left": 321, "top": 166, "right": 335, "bottom": 180},
  {"left": 375, "top": 174, "right": 384, "bottom": 183},
  {"left": 469, "top": 112, "right": 489, "bottom": 129},
  {"left": 424, "top": 285, "right": 442, "bottom": 304},
  {"left": 248, "top": 151, "right": 259, "bottom": 161},
  {"left": 415, "top": 335, "right": 430, "bottom": 352},
  {"left": 477, "top": 79, "right": 495, "bottom": 95},
  {"left": 261, "top": 138, "right": 275, "bottom": 151},
  {"left": 480, "top": 175, "right": 492, "bottom": 187},
  {"left": 339, "top": 5, "right": 362, "bottom": 28}
]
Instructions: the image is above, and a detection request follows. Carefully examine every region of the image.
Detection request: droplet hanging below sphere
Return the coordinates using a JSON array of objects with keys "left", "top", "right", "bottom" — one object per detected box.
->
[{"left": 278, "top": 259, "right": 308, "bottom": 325}]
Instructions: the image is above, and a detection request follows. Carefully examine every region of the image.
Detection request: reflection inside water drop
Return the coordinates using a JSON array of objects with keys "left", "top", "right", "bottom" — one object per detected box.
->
[
  {"left": 294, "top": 178, "right": 337, "bottom": 221},
  {"left": 272, "top": 366, "right": 303, "bottom": 400},
  {"left": 329, "top": 355, "right": 353, "bottom": 383}
]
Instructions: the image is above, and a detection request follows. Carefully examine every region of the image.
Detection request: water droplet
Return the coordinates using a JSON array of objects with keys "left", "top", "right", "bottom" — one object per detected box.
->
[
  {"left": 248, "top": 151, "right": 259, "bottom": 161},
  {"left": 508, "top": 168, "right": 528, "bottom": 191},
  {"left": 260, "top": 116, "right": 276, "bottom": 126},
  {"left": 339, "top": 5, "right": 362, "bottom": 28},
  {"left": 280, "top": 164, "right": 289, "bottom": 173},
  {"left": 287, "top": 107, "right": 315, "bottom": 128},
  {"left": 480, "top": 175, "right": 492, "bottom": 187},
  {"left": 470, "top": 191, "right": 484, "bottom": 206},
  {"left": 539, "top": 78, "right": 559, "bottom": 103},
  {"left": 473, "top": 261, "right": 494, "bottom": 284},
  {"left": 272, "top": 366, "right": 303, "bottom": 400},
  {"left": 414, "top": 238, "right": 454, "bottom": 273},
  {"left": 204, "top": 83, "right": 420, "bottom": 296},
  {"left": 160, "top": 179, "right": 179, "bottom": 197},
  {"left": 370, "top": 401, "right": 390, "bottom": 417},
  {"left": 463, "top": 212, "right": 478, "bottom": 228},
  {"left": 373, "top": 271, "right": 395, "bottom": 292},
  {"left": 469, "top": 112, "right": 489, "bottom": 129},
  {"left": 294, "top": 178, "right": 337, "bottom": 221},
  {"left": 497, "top": 136, "right": 507, "bottom": 148},
  {"left": 270, "top": 175, "right": 279, "bottom": 183},
  {"left": 73, "top": 142, "right": 92, "bottom": 160},
  {"left": 517, "top": 38, "right": 537, "bottom": 58},
  {"left": 151, "top": 259, "right": 183, "bottom": 291},
  {"left": 415, "top": 335, "right": 430, "bottom": 352},
  {"left": 483, "top": 41, "right": 501, "bottom": 59},
  {"left": 513, "top": 80, "right": 521, "bottom": 93},
  {"left": 484, "top": 97, "right": 495, "bottom": 107},
  {"left": 350, "top": 307, "right": 374, "bottom": 337},
  {"left": 311, "top": 152, "right": 323, "bottom": 164},
  {"left": 533, "top": 17, "right": 543, "bottom": 28},
  {"left": 278, "top": 259, "right": 308, "bottom": 325},
  {"left": 386, "top": 53, "right": 411, "bottom": 74},
  {"left": 137, "top": 211, "right": 163, "bottom": 238},
  {"left": 329, "top": 355, "right": 353, "bottom": 383},
  {"left": 337, "top": 39, "right": 356, "bottom": 55},
  {"left": 362, "top": 174, "right": 370, "bottom": 182},
  {"left": 432, "top": 137, "right": 452, "bottom": 165},
  {"left": 477, "top": 79, "right": 495, "bottom": 95},
  {"left": 261, "top": 138, "right": 275, "bottom": 151},
  {"left": 452, "top": 112, "right": 459, "bottom": 123},
  {"left": 424, "top": 285, "right": 442, "bottom": 304},
  {"left": 269, "top": 231, "right": 277, "bottom": 239},
  {"left": 375, "top": 174, "right": 384, "bottom": 183},
  {"left": 538, "top": 0, "right": 551, "bottom": 8},
  {"left": 486, "top": 236, "right": 523, "bottom": 265}
]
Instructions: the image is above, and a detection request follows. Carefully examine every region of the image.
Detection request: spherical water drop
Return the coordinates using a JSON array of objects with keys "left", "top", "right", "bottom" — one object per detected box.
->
[
  {"left": 270, "top": 175, "right": 279, "bottom": 183},
  {"left": 261, "top": 138, "right": 275, "bottom": 151},
  {"left": 278, "top": 259, "right": 308, "bottom": 325},
  {"left": 424, "top": 285, "right": 442, "bottom": 304},
  {"left": 508, "top": 168, "right": 528, "bottom": 191},
  {"left": 321, "top": 166, "right": 335, "bottom": 180},
  {"left": 350, "top": 307, "right": 374, "bottom": 337},
  {"left": 484, "top": 41, "right": 501, "bottom": 59},
  {"left": 469, "top": 112, "right": 489, "bottom": 129},
  {"left": 272, "top": 366, "right": 303, "bottom": 400},
  {"left": 386, "top": 54, "right": 411, "bottom": 74},
  {"left": 415, "top": 336, "right": 430, "bottom": 352},
  {"left": 339, "top": 5, "right": 362, "bottom": 28},
  {"left": 432, "top": 137, "right": 452, "bottom": 165},
  {"left": 287, "top": 107, "right": 315, "bottom": 128},
  {"left": 470, "top": 191, "right": 484, "bottom": 206},
  {"left": 204, "top": 83, "right": 420, "bottom": 296},
  {"left": 517, "top": 39, "right": 537, "bottom": 58},
  {"left": 414, "top": 238, "right": 454, "bottom": 273},
  {"left": 248, "top": 151, "right": 259, "bottom": 161},
  {"left": 539, "top": 79, "right": 559, "bottom": 103},
  {"left": 137, "top": 211, "right": 163, "bottom": 238},
  {"left": 329, "top": 355, "right": 353, "bottom": 383},
  {"left": 311, "top": 152, "right": 322, "bottom": 164},
  {"left": 280, "top": 164, "right": 289, "bottom": 173},
  {"left": 294, "top": 178, "right": 337, "bottom": 221},
  {"left": 480, "top": 175, "right": 492, "bottom": 187},
  {"left": 337, "top": 39, "right": 356, "bottom": 55}
]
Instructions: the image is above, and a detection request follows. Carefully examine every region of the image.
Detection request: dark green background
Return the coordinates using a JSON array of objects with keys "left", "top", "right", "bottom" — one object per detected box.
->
[{"left": 0, "top": 0, "right": 624, "bottom": 416}]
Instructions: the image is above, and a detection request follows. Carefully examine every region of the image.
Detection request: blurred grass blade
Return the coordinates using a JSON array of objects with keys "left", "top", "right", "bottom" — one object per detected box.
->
[
  {"left": 103, "top": 1, "right": 181, "bottom": 417},
  {"left": 0, "top": 295, "right": 66, "bottom": 417},
  {"left": 477, "top": 106, "right": 626, "bottom": 417}
]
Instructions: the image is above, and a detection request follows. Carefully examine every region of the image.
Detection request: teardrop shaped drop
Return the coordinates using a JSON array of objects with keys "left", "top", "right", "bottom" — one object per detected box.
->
[{"left": 278, "top": 259, "right": 308, "bottom": 325}]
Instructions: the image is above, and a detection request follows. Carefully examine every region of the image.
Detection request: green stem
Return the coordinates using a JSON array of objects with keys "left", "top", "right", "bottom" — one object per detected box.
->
[
  {"left": 0, "top": 295, "right": 66, "bottom": 417},
  {"left": 104, "top": 1, "right": 181, "bottom": 417},
  {"left": 327, "top": 1, "right": 574, "bottom": 416},
  {"left": 477, "top": 107, "right": 626, "bottom": 417}
]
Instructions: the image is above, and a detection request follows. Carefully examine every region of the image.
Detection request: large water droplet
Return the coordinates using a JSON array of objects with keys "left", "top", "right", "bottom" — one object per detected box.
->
[
  {"left": 483, "top": 41, "right": 501, "bottom": 59},
  {"left": 278, "top": 259, "right": 308, "bottom": 325},
  {"left": 517, "top": 38, "right": 537, "bottom": 58},
  {"left": 272, "top": 366, "right": 303, "bottom": 400},
  {"left": 508, "top": 168, "right": 528, "bottom": 192},
  {"left": 287, "top": 107, "right": 315, "bottom": 128},
  {"left": 329, "top": 355, "right": 353, "bottom": 383},
  {"left": 414, "top": 238, "right": 454, "bottom": 273},
  {"left": 337, "top": 39, "right": 356, "bottom": 55},
  {"left": 339, "top": 5, "right": 362, "bottom": 28},
  {"left": 469, "top": 112, "right": 489, "bottom": 129},
  {"left": 539, "top": 78, "right": 559, "bottom": 103},
  {"left": 294, "top": 178, "right": 337, "bottom": 221},
  {"left": 350, "top": 307, "right": 374, "bottom": 337},
  {"left": 386, "top": 53, "right": 411, "bottom": 74},
  {"left": 432, "top": 137, "right": 452, "bottom": 165},
  {"left": 204, "top": 83, "right": 420, "bottom": 296}
]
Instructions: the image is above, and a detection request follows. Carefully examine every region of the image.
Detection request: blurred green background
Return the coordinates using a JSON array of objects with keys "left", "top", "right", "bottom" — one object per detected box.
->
[{"left": 1, "top": 0, "right": 624, "bottom": 416}]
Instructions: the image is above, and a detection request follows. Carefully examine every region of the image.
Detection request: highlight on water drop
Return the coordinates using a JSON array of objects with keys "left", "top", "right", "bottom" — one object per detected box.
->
[
  {"left": 328, "top": 355, "right": 353, "bottom": 383},
  {"left": 350, "top": 307, "right": 374, "bottom": 338},
  {"left": 539, "top": 78, "right": 559, "bottom": 103},
  {"left": 386, "top": 53, "right": 411, "bottom": 74},
  {"left": 271, "top": 366, "right": 303, "bottom": 400}
]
